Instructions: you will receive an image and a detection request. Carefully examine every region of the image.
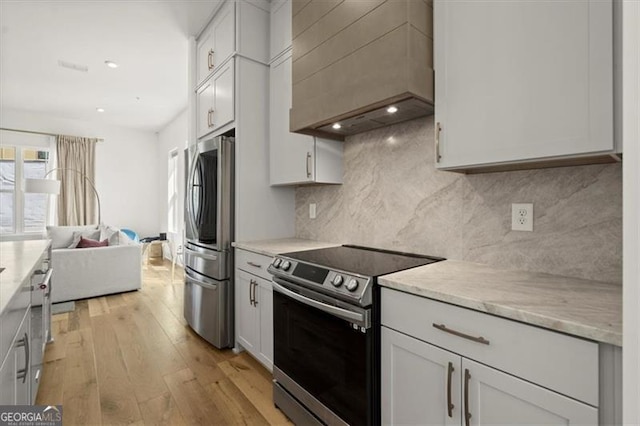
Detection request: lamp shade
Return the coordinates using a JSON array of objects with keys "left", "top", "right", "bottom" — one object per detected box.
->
[{"left": 24, "top": 178, "right": 61, "bottom": 195}]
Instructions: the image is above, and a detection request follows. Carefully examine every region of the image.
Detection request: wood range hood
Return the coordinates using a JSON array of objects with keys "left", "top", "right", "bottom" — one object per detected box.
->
[{"left": 290, "top": 0, "right": 434, "bottom": 141}]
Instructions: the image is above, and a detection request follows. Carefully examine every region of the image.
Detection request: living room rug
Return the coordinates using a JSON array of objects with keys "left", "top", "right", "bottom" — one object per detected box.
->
[{"left": 52, "top": 301, "right": 75, "bottom": 314}]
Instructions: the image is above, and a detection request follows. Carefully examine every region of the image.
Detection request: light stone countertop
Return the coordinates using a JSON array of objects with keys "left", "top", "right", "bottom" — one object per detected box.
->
[
  {"left": 379, "top": 259, "right": 622, "bottom": 346},
  {"left": 0, "top": 240, "right": 51, "bottom": 314},
  {"left": 232, "top": 238, "right": 340, "bottom": 257}
]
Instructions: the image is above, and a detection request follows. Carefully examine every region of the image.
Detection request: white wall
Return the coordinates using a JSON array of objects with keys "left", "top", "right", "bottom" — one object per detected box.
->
[
  {"left": 623, "top": 0, "right": 640, "bottom": 423},
  {"left": 156, "top": 108, "right": 188, "bottom": 259},
  {"left": 1, "top": 108, "right": 161, "bottom": 237}
]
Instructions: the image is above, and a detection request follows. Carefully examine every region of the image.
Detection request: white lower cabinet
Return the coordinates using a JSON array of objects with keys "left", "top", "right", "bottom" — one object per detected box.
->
[
  {"left": 235, "top": 248, "right": 274, "bottom": 371},
  {"left": 382, "top": 327, "right": 597, "bottom": 425},
  {"left": 0, "top": 307, "right": 31, "bottom": 405},
  {"left": 465, "top": 358, "right": 597, "bottom": 425},
  {"left": 382, "top": 327, "right": 461, "bottom": 425}
]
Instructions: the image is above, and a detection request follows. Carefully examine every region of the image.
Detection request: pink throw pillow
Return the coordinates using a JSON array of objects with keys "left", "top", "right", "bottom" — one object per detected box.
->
[{"left": 77, "top": 237, "right": 109, "bottom": 249}]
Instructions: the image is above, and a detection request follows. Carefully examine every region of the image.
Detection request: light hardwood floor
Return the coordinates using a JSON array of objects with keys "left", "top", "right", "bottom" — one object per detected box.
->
[{"left": 36, "top": 260, "right": 291, "bottom": 426}]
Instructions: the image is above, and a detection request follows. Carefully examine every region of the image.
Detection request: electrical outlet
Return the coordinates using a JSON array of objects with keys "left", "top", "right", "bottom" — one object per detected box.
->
[
  {"left": 512, "top": 203, "right": 533, "bottom": 231},
  {"left": 309, "top": 203, "right": 317, "bottom": 219}
]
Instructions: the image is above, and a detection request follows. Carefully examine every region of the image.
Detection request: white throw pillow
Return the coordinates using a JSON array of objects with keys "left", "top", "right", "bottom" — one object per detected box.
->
[
  {"left": 98, "top": 226, "right": 136, "bottom": 246},
  {"left": 47, "top": 225, "right": 98, "bottom": 249}
]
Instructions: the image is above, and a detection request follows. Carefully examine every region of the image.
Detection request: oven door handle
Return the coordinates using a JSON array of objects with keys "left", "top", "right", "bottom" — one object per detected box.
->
[{"left": 272, "top": 280, "right": 365, "bottom": 324}]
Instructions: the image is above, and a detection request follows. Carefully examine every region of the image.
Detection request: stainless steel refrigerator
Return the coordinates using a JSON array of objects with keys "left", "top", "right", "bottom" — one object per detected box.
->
[{"left": 184, "top": 135, "right": 234, "bottom": 348}]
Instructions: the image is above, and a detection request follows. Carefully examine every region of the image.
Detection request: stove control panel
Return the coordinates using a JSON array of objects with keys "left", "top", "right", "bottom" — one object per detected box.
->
[{"left": 268, "top": 257, "right": 372, "bottom": 306}]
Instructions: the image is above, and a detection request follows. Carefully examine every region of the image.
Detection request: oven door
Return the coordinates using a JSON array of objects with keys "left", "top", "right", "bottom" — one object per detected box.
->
[{"left": 272, "top": 278, "right": 373, "bottom": 426}]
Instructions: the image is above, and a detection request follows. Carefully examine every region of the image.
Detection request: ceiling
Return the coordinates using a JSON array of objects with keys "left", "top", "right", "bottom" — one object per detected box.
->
[{"left": 0, "top": 0, "right": 221, "bottom": 132}]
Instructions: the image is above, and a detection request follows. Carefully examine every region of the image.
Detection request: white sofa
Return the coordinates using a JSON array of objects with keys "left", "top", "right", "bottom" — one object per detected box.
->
[{"left": 48, "top": 225, "right": 142, "bottom": 303}]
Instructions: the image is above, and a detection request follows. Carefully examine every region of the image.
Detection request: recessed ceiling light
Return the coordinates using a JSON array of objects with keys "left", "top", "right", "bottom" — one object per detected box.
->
[
  {"left": 387, "top": 106, "right": 398, "bottom": 114},
  {"left": 104, "top": 60, "right": 118, "bottom": 69},
  {"left": 96, "top": 107, "right": 105, "bottom": 113},
  {"left": 332, "top": 123, "right": 342, "bottom": 130}
]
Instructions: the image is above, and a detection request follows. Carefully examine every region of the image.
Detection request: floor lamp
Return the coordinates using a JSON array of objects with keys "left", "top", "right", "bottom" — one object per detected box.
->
[{"left": 24, "top": 168, "right": 102, "bottom": 225}]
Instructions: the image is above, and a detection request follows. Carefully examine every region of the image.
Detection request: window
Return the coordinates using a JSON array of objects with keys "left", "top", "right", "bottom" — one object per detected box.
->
[
  {"left": 0, "top": 146, "right": 51, "bottom": 234},
  {"left": 167, "top": 149, "right": 179, "bottom": 234}
]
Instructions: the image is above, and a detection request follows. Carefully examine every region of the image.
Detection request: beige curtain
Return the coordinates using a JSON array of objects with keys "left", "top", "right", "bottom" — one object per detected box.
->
[{"left": 56, "top": 135, "right": 98, "bottom": 225}]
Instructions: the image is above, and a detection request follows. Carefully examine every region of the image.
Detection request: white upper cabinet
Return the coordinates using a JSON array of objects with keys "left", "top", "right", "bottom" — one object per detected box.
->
[
  {"left": 196, "top": 1, "right": 236, "bottom": 87},
  {"left": 269, "top": 1, "right": 343, "bottom": 186},
  {"left": 196, "top": 60, "right": 235, "bottom": 139},
  {"left": 434, "top": 0, "right": 616, "bottom": 171}
]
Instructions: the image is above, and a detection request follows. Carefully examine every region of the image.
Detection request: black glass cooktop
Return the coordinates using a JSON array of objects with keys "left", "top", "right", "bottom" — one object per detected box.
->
[{"left": 281, "top": 245, "right": 444, "bottom": 278}]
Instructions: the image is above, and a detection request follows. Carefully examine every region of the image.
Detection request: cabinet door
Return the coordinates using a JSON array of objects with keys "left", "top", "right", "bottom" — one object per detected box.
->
[
  {"left": 381, "top": 327, "right": 461, "bottom": 426},
  {"left": 270, "top": 0, "right": 292, "bottom": 60},
  {"left": 196, "top": 1, "right": 235, "bottom": 86},
  {"left": 269, "top": 52, "right": 316, "bottom": 185},
  {"left": 212, "top": 2, "right": 235, "bottom": 69},
  {"left": 434, "top": 0, "right": 613, "bottom": 169},
  {"left": 463, "top": 359, "right": 598, "bottom": 425},
  {"left": 0, "top": 354, "right": 16, "bottom": 404},
  {"left": 196, "top": 80, "right": 214, "bottom": 138},
  {"left": 212, "top": 60, "right": 235, "bottom": 132},
  {"left": 197, "top": 27, "right": 215, "bottom": 87},
  {"left": 257, "top": 280, "right": 273, "bottom": 370},
  {"left": 235, "top": 269, "right": 258, "bottom": 354},
  {"left": 0, "top": 310, "right": 30, "bottom": 405}
]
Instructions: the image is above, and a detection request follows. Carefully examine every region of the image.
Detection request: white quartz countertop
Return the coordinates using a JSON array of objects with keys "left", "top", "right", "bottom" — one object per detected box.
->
[
  {"left": 379, "top": 260, "right": 622, "bottom": 346},
  {"left": 232, "top": 238, "right": 340, "bottom": 257},
  {"left": 0, "top": 240, "right": 50, "bottom": 314}
]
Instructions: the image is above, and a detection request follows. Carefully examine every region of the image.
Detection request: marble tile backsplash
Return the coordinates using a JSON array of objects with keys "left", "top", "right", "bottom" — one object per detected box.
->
[{"left": 296, "top": 117, "right": 622, "bottom": 283}]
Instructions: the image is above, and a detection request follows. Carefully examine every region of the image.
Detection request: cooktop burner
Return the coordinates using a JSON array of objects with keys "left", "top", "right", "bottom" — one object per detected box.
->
[
  {"left": 269, "top": 245, "right": 444, "bottom": 307},
  {"left": 281, "top": 245, "right": 443, "bottom": 278}
]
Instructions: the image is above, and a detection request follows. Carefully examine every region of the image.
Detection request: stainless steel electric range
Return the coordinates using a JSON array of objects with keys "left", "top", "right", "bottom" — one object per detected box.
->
[{"left": 268, "top": 245, "right": 444, "bottom": 426}]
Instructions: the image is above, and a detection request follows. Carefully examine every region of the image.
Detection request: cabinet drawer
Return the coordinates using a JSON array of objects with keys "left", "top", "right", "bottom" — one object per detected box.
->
[
  {"left": 381, "top": 288, "right": 599, "bottom": 406},
  {"left": 235, "top": 249, "right": 273, "bottom": 281}
]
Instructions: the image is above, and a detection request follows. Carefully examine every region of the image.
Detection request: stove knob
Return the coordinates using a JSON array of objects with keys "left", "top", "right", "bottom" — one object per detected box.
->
[
  {"left": 346, "top": 279, "right": 359, "bottom": 292},
  {"left": 273, "top": 258, "right": 282, "bottom": 268},
  {"left": 331, "top": 275, "right": 344, "bottom": 287},
  {"left": 281, "top": 261, "right": 291, "bottom": 271}
]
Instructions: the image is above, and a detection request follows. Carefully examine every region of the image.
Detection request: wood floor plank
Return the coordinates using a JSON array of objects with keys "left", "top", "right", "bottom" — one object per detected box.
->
[
  {"left": 138, "top": 391, "right": 187, "bottom": 426},
  {"left": 68, "top": 300, "right": 91, "bottom": 331},
  {"left": 61, "top": 328, "right": 102, "bottom": 425},
  {"left": 136, "top": 291, "right": 189, "bottom": 345},
  {"left": 52, "top": 312, "right": 69, "bottom": 322},
  {"left": 44, "top": 317, "right": 69, "bottom": 362},
  {"left": 88, "top": 297, "right": 110, "bottom": 317},
  {"left": 105, "top": 293, "right": 128, "bottom": 310},
  {"left": 205, "top": 377, "right": 271, "bottom": 426},
  {"left": 218, "top": 354, "right": 290, "bottom": 425},
  {"left": 35, "top": 359, "right": 65, "bottom": 405},
  {"left": 91, "top": 314, "right": 142, "bottom": 425},
  {"left": 163, "top": 368, "right": 227, "bottom": 425},
  {"left": 174, "top": 332, "right": 228, "bottom": 388},
  {"left": 109, "top": 308, "right": 171, "bottom": 403}
]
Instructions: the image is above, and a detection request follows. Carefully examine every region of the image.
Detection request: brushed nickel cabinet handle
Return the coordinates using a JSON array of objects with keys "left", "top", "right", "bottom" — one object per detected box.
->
[
  {"left": 247, "top": 261, "right": 262, "bottom": 269},
  {"left": 208, "top": 109, "right": 214, "bottom": 128},
  {"left": 251, "top": 280, "right": 259, "bottom": 306},
  {"left": 433, "top": 323, "right": 490, "bottom": 345},
  {"left": 464, "top": 368, "right": 471, "bottom": 426},
  {"left": 208, "top": 49, "right": 214, "bottom": 70},
  {"left": 306, "top": 152, "right": 312, "bottom": 179},
  {"left": 16, "top": 332, "right": 29, "bottom": 383},
  {"left": 435, "top": 122, "right": 442, "bottom": 163},
  {"left": 447, "top": 361, "right": 455, "bottom": 417}
]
